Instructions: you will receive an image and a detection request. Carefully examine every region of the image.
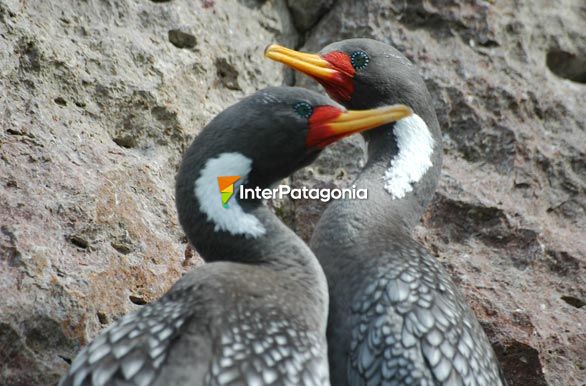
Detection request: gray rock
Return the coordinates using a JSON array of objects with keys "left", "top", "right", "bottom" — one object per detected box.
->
[{"left": 168, "top": 28, "right": 197, "bottom": 49}]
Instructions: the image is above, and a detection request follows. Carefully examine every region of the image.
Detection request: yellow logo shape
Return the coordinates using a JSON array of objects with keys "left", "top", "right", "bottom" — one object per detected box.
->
[{"left": 217, "top": 176, "right": 240, "bottom": 208}]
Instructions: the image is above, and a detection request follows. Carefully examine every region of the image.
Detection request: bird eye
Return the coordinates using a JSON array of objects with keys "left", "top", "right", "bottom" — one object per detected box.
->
[
  {"left": 350, "top": 50, "right": 370, "bottom": 70},
  {"left": 293, "top": 102, "right": 313, "bottom": 119}
]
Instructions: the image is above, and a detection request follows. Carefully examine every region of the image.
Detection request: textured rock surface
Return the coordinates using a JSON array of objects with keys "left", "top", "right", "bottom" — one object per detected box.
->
[
  {"left": 0, "top": 0, "right": 584, "bottom": 385},
  {"left": 0, "top": 0, "right": 295, "bottom": 385}
]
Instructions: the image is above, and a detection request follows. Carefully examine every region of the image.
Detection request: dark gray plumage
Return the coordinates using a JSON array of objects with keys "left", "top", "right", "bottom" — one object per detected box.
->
[
  {"left": 59, "top": 87, "right": 342, "bottom": 386},
  {"left": 268, "top": 39, "right": 506, "bottom": 385}
]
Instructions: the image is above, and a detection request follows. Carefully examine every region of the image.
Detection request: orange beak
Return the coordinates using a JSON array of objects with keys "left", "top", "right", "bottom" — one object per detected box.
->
[
  {"left": 265, "top": 44, "right": 337, "bottom": 77},
  {"left": 265, "top": 44, "right": 355, "bottom": 101},
  {"left": 307, "top": 104, "right": 413, "bottom": 148}
]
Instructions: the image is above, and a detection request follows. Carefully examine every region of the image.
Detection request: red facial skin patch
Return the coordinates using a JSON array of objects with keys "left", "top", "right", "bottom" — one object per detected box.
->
[
  {"left": 315, "top": 51, "right": 355, "bottom": 102},
  {"left": 323, "top": 51, "right": 355, "bottom": 77},
  {"left": 306, "top": 105, "right": 345, "bottom": 148}
]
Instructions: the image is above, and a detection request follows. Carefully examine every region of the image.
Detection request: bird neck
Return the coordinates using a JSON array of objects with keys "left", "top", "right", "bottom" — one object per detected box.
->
[
  {"left": 176, "top": 151, "right": 328, "bottom": 319},
  {"left": 310, "top": 110, "right": 442, "bottom": 261},
  {"left": 195, "top": 199, "right": 322, "bottom": 269},
  {"left": 361, "top": 115, "right": 441, "bottom": 231},
  {"left": 188, "top": 200, "right": 329, "bottom": 323}
]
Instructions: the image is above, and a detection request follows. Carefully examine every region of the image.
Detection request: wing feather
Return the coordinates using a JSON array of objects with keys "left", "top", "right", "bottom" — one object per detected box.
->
[
  {"left": 348, "top": 245, "right": 505, "bottom": 386},
  {"left": 60, "top": 287, "right": 195, "bottom": 386}
]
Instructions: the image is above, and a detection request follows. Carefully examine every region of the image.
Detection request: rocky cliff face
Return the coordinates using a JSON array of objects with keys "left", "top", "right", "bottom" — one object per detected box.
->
[{"left": 0, "top": 1, "right": 584, "bottom": 385}]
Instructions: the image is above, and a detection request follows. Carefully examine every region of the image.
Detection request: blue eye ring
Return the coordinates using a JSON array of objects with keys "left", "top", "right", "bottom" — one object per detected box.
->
[
  {"left": 293, "top": 102, "right": 313, "bottom": 119},
  {"left": 350, "top": 50, "right": 370, "bottom": 70}
]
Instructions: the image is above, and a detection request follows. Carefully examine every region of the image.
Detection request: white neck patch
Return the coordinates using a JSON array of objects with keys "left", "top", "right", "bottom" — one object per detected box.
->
[
  {"left": 194, "top": 152, "right": 266, "bottom": 238},
  {"left": 383, "top": 114, "right": 435, "bottom": 199}
]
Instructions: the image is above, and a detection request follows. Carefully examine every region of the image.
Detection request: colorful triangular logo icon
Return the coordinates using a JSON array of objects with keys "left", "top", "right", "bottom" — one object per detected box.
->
[{"left": 217, "top": 176, "right": 240, "bottom": 208}]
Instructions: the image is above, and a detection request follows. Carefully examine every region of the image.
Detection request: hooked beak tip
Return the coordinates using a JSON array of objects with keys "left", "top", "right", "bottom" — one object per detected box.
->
[{"left": 263, "top": 44, "right": 274, "bottom": 57}]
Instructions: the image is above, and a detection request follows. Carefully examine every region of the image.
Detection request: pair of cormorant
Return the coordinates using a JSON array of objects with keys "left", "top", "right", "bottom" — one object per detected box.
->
[{"left": 60, "top": 38, "right": 505, "bottom": 386}]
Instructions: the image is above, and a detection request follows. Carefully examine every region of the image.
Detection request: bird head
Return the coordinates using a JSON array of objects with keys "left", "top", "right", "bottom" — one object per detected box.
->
[
  {"left": 176, "top": 86, "right": 412, "bottom": 240},
  {"left": 190, "top": 86, "right": 412, "bottom": 189},
  {"left": 265, "top": 39, "right": 424, "bottom": 111}
]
